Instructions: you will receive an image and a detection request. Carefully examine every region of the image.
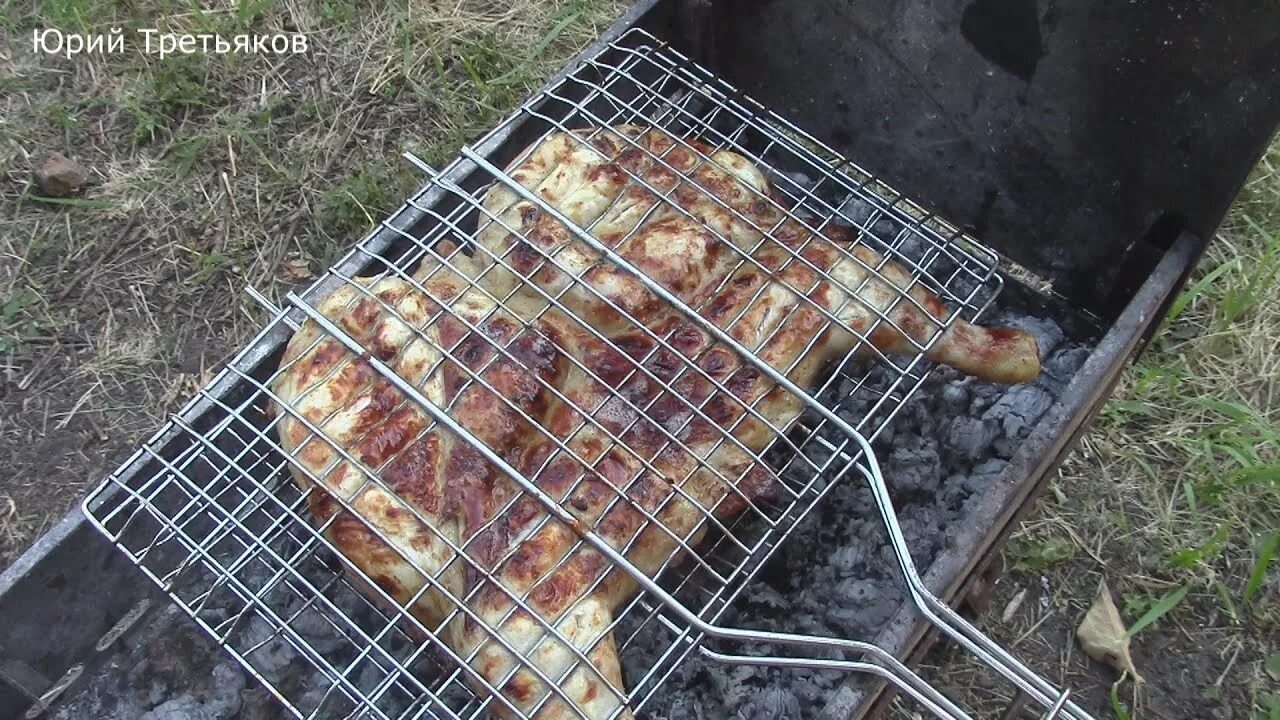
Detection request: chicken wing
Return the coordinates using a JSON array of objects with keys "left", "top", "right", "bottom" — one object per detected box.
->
[{"left": 271, "top": 125, "right": 1039, "bottom": 720}]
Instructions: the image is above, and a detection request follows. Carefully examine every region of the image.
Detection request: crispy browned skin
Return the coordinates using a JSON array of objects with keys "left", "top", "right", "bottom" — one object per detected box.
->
[
  {"left": 472, "top": 125, "right": 1040, "bottom": 385},
  {"left": 272, "top": 126, "right": 1040, "bottom": 720}
]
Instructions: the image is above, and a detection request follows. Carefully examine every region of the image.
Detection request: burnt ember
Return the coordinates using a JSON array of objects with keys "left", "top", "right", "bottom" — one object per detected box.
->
[
  {"left": 56, "top": 154, "right": 1094, "bottom": 720},
  {"left": 49, "top": 296, "right": 1089, "bottom": 720},
  {"left": 616, "top": 307, "right": 1090, "bottom": 719}
]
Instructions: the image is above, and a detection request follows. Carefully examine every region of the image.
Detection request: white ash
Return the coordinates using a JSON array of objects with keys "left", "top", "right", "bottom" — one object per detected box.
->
[
  {"left": 612, "top": 307, "right": 1091, "bottom": 720},
  {"left": 49, "top": 604, "right": 247, "bottom": 720},
  {"left": 51, "top": 305, "right": 1089, "bottom": 720},
  {"left": 48, "top": 166, "right": 1091, "bottom": 720},
  {"left": 48, "top": 544, "right": 445, "bottom": 719}
]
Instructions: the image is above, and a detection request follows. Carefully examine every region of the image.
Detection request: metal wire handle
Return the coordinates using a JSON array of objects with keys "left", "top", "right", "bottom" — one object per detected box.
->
[
  {"left": 460, "top": 147, "right": 1091, "bottom": 720},
  {"left": 301, "top": 146, "right": 1092, "bottom": 720},
  {"left": 285, "top": 292, "right": 969, "bottom": 720},
  {"left": 79, "top": 26, "right": 1091, "bottom": 720}
]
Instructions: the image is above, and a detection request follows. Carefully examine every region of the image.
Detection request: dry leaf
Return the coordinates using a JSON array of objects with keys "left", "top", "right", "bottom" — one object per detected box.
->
[
  {"left": 281, "top": 258, "right": 315, "bottom": 282},
  {"left": 1078, "top": 580, "right": 1144, "bottom": 683}
]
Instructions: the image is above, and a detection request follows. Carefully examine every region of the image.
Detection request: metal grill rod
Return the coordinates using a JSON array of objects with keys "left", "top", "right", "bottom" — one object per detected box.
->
[
  {"left": 391, "top": 150, "right": 922, "bottom": 606},
  {"left": 430, "top": 63, "right": 985, "bottom": 469},
  {"left": 527, "top": 93, "right": 951, "bottom": 346},
  {"left": 394, "top": 148, "right": 933, "bottom": 646},
  {"left": 581, "top": 39, "right": 1002, "bottom": 314},
  {"left": 266, "top": 166, "right": 922, "bottom": 716},
  {"left": 285, "top": 293, "right": 971, "bottom": 720},
  {"left": 216, "top": 290, "right": 634, "bottom": 719},
  {"left": 798, "top": 431, "right": 1090, "bottom": 720},
  {"left": 101, "top": 434, "right": 428, "bottom": 720},
  {"left": 499, "top": 91, "right": 962, "bottom": 450},
  {"left": 460, "top": 147, "right": 1094, "bottom": 720},
  {"left": 336, "top": 222, "right": 847, "bottom": 595},
  {"left": 229, "top": 316, "right": 636, "bottom": 719},
  {"left": 163, "top": 364, "right": 508, "bottom": 720},
  {"left": 79, "top": 26, "right": 1083, "bottom": 720},
  {"left": 204, "top": 368, "right": 590, "bottom": 720}
]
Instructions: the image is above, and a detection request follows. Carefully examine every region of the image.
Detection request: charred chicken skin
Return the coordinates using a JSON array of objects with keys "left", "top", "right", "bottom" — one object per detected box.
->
[{"left": 272, "top": 126, "right": 1040, "bottom": 720}]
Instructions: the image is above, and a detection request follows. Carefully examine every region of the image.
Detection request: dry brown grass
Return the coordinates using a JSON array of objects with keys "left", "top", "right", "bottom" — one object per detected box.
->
[
  {"left": 922, "top": 140, "right": 1280, "bottom": 719},
  {"left": 0, "top": 0, "right": 626, "bottom": 564},
  {"left": 1, "top": 3, "right": 1276, "bottom": 718}
]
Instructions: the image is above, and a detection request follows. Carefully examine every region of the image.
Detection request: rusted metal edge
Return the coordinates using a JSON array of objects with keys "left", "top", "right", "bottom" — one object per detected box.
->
[{"left": 821, "top": 231, "right": 1203, "bottom": 720}]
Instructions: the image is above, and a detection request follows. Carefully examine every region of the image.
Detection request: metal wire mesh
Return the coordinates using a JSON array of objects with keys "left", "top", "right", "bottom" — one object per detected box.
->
[{"left": 81, "top": 28, "right": 1035, "bottom": 720}]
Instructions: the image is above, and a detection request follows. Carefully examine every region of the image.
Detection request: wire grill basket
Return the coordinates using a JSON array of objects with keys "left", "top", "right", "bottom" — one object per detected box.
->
[{"left": 83, "top": 28, "right": 1089, "bottom": 720}]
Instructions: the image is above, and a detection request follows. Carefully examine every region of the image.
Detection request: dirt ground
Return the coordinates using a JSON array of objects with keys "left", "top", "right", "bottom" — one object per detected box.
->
[
  {"left": 917, "top": 146, "right": 1280, "bottom": 718},
  {"left": 0, "top": 0, "right": 627, "bottom": 562},
  {"left": 1, "top": 2, "right": 1276, "bottom": 719}
]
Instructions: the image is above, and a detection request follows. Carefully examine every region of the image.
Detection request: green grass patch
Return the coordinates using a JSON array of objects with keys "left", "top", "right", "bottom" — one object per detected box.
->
[
  {"left": 1126, "top": 585, "right": 1189, "bottom": 637},
  {"left": 1243, "top": 532, "right": 1278, "bottom": 606},
  {"left": 0, "top": 289, "right": 41, "bottom": 354},
  {"left": 316, "top": 160, "right": 418, "bottom": 264},
  {"left": 34, "top": 0, "right": 106, "bottom": 32},
  {"left": 1008, "top": 536, "right": 1076, "bottom": 571}
]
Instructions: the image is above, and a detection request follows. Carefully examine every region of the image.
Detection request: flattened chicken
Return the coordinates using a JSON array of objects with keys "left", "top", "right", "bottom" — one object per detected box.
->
[{"left": 272, "top": 126, "right": 1040, "bottom": 720}]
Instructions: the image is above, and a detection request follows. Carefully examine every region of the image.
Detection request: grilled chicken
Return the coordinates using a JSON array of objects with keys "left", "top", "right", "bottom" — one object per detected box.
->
[{"left": 271, "top": 126, "right": 1040, "bottom": 720}]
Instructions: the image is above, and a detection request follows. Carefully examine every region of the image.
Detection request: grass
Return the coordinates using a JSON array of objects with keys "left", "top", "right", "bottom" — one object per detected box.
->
[
  {"left": 928, "top": 141, "right": 1280, "bottom": 719},
  {"left": 0, "top": 0, "right": 628, "bottom": 564},
  {"left": 1, "top": 1, "right": 1276, "bottom": 718},
  {"left": 1086, "top": 147, "right": 1280, "bottom": 623}
]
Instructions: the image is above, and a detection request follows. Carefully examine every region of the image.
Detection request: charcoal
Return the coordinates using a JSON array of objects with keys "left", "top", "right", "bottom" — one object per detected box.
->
[
  {"left": 939, "top": 382, "right": 970, "bottom": 415},
  {"left": 985, "top": 385, "right": 1054, "bottom": 438},
  {"left": 829, "top": 543, "right": 870, "bottom": 573},
  {"left": 209, "top": 664, "right": 247, "bottom": 711},
  {"left": 237, "top": 616, "right": 296, "bottom": 678},
  {"left": 885, "top": 437, "right": 941, "bottom": 493},
  {"left": 993, "top": 314, "right": 1066, "bottom": 359},
  {"left": 746, "top": 583, "right": 791, "bottom": 609},
  {"left": 665, "top": 694, "right": 706, "bottom": 720},
  {"left": 945, "top": 416, "right": 998, "bottom": 460},
  {"left": 836, "top": 194, "right": 903, "bottom": 246},
  {"left": 967, "top": 381, "right": 1002, "bottom": 413},
  {"left": 835, "top": 579, "right": 898, "bottom": 628},
  {"left": 968, "top": 458, "right": 1010, "bottom": 488},
  {"left": 137, "top": 697, "right": 210, "bottom": 720},
  {"left": 778, "top": 171, "right": 815, "bottom": 189},
  {"left": 986, "top": 385, "right": 1054, "bottom": 457},
  {"left": 49, "top": 266, "right": 1096, "bottom": 720},
  {"left": 743, "top": 686, "right": 803, "bottom": 720},
  {"left": 609, "top": 308, "right": 1094, "bottom": 717},
  {"left": 792, "top": 677, "right": 832, "bottom": 705},
  {"left": 1039, "top": 344, "right": 1091, "bottom": 395},
  {"left": 290, "top": 607, "right": 347, "bottom": 655},
  {"left": 130, "top": 662, "right": 243, "bottom": 720},
  {"left": 707, "top": 663, "right": 758, "bottom": 708},
  {"left": 835, "top": 194, "right": 878, "bottom": 228}
]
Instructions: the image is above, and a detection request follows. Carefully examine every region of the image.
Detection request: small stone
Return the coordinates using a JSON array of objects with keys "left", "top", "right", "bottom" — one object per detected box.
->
[
  {"left": 280, "top": 257, "right": 315, "bottom": 282},
  {"left": 33, "top": 151, "right": 88, "bottom": 197}
]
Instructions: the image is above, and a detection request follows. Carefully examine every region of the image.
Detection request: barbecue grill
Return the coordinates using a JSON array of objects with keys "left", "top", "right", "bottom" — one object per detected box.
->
[{"left": 3, "top": 3, "right": 1277, "bottom": 720}]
